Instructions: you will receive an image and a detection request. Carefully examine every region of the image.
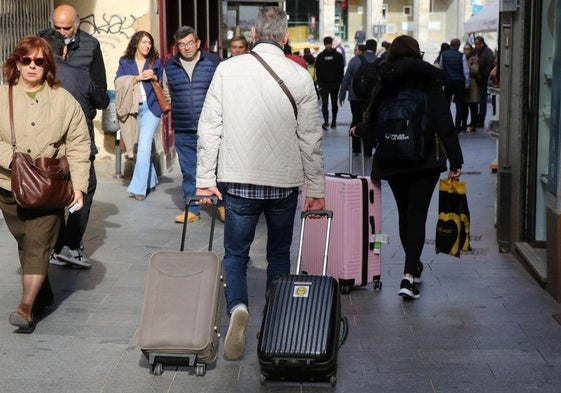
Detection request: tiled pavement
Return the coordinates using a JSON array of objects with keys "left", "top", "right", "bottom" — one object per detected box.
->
[{"left": 1, "top": 103, "right": 561, "bottom": 393}]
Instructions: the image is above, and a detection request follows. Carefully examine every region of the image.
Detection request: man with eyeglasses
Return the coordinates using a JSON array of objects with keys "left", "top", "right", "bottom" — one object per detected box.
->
[
  {"left": 39, "top": 4, "right": 108, "bottom": 268},
  {"left": 162, "top": 26, "right": 221, "bottom": 224}
]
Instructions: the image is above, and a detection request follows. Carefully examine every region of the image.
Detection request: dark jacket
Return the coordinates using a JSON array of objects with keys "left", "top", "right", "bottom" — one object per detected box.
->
[
  {"left": 56, "top": 58, "right": 109, "bottom": 158},
  {"left": 115, "top": 56, "right": 164, "bottom": 118},
  {"left": 355, "top": 58, "right": 464, "bottom": 180},
  {"left": 440, "top": 49, "right": 464, "bottom": 82},
  {"left": 315, "top": 49, "right": 344, "bottom": 84},
  {"left": 65, "top": 29, "right": 107, "bottom": 90},
  {"left": 165, "top": 50, "right": 220, "bottom": 132},
  {"left": 63, "top": 29, "right": 108, "bottom": 124},
  {"left": 475, "top": 45, "right": 495, "bottom": 86}
]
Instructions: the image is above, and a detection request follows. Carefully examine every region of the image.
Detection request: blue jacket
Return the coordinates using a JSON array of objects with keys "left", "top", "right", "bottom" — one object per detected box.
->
[
  {"left": 165, "top": 50, "right": 220, "bottom": 132},
  {"left": 115, "top": 56, "right": 164, "bottom": 118},
  {"left": 339, "top": 50, "right": 378, "bottom": 102},
  {"left": 440, "top": 50, "right": 465, "bottom": 82}
]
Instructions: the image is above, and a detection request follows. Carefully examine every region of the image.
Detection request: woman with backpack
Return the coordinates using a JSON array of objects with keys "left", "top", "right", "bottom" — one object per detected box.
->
[{"left": 350, "top": 35, "right": 464, "bottom": 300}]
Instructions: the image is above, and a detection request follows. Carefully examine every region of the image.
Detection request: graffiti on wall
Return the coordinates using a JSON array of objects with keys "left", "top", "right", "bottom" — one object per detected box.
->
[{"left": 80, "top": 13, "right": 139, "bottom": 39}]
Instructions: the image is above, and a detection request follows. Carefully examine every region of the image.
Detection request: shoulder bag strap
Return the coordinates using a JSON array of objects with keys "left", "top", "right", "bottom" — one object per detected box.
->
[
  {"left": 250, "top": 51, "right": 297, "bottom": 119},
  {"left": 8, "top": 85, "right": 16, "bottom": 152}
]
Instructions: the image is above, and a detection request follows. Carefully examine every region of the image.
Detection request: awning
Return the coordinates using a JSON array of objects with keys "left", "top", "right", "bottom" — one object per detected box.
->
[{"left": 464, "top": 0, "right": 500, "bottom": 33}]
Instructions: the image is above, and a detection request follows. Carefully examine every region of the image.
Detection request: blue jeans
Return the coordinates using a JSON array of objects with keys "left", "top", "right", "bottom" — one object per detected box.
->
[
  {"left": 174, "top": 132, "right": 199, "bottom": 214},
  {"left": 222, "top": 191, "right": 298, "bottom": 314},
  {"left": 127, "top": 102, "right": 159, "bottom": 196}
]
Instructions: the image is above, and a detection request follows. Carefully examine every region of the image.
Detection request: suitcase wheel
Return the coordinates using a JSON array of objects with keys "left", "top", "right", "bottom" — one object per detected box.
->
[
  {"left": 195, "top": 363, "right": 206, "bottom": 377},
  {"left": 259, "top": 373, "right": 266, "bottom": 385},
  {"left": 152, "top": 363, "right": 163, "bottom": 376},
  {"left": 330, "top": 374, "right": 337, "bottom": 387},
  {"left": 373, "top": 275, "right": 382, "bottom": 291},
  {"left": 340, "top": 284, "right": 351, "bottom": 295}
]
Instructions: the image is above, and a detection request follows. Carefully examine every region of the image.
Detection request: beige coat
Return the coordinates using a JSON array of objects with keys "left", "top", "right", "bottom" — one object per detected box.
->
[
  {"left": 115, "top": 75, "right": 141, "bottom": 158},
  {"left": 0, "top": 83, "right": 91, "bottom": 193},
  {"left": 464, "top": 55, "right": 481, "bottom": 104},
  {"left": 197, "top": 43, "right": 325, "bottom": 198}
]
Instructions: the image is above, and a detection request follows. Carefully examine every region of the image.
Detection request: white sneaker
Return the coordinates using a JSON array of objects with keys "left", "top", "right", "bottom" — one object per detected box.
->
[
  {"left": 49, "top": 253, "right": 69, "bottom": 266},
  {"left": 56, "top": 246, "right": 92, "bottom": 269},
  {"left": 224, "top": 304, "right": 249, "bottom": 360}
]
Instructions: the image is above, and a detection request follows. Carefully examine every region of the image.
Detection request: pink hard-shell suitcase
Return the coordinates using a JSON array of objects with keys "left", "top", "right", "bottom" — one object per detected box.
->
[
  {"left": 301, "top": 173, "right": 382, "bottom": 293},
  {"left": 301, "top": 138, "right": 382, "bottom": 293}
]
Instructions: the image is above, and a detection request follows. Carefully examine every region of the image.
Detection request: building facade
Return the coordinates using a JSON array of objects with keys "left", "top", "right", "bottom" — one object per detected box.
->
[{"left": 496, "top": 0, "right": 561, "bottom": 301}]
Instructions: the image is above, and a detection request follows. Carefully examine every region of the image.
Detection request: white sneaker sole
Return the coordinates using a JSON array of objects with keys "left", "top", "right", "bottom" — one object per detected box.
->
[
  {"left": 56, "top": 255, "right": 92, "bottom": 269},
  {"left": 398, "top": 288, "right": 420, "bottom": 299},
  {"left": 49, "top": 257, "right": 69, "bottom": 267},
  {"left": 224, "top": 307, "right": 249, "bottom": 360}
]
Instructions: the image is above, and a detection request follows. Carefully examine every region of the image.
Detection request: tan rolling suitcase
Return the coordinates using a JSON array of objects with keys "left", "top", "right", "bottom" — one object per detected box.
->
[{"left": 137, "top": 196, "right": 224, "bottom": 376}]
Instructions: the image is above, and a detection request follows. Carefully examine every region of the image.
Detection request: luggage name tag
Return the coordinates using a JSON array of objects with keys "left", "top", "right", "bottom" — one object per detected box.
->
[
  {"left": 293, "top": 282, "right": 312, "bottom": 298},
  {"left": 370, "top": 233, "right": 389, "bottom": 254}
]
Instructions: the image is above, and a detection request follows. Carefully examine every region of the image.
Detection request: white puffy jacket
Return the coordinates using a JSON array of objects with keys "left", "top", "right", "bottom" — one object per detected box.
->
[{"left": 196, "top": 42, "right": 325, "bottom": 199}]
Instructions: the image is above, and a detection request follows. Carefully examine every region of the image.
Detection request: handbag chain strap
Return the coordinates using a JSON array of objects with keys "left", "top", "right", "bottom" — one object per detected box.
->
[
  {"left": 8, "top": 85, "right": 16, "bottom": 152},
  {"left": 250, "top": 51, "right": 297, "bottom": 119}
]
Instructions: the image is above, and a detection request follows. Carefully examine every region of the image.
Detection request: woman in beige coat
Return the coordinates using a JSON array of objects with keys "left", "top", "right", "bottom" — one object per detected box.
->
[
  {"left": 461, "top": 43, "right": 480, "bottom": 132},
  {"left": 0, "top": 36, "right": 91, "bottom": 332}
]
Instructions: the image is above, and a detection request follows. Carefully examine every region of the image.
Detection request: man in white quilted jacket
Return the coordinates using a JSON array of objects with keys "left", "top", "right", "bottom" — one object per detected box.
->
[{"left": 196, "top": 6, "right": 326, "bottom": 361}]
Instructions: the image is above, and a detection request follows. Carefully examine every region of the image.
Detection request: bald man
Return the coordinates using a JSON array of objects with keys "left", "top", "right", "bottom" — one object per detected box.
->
[
  {"left": 43, "top": 5, "right": 108, "bottom": 269},
  {"left": 50, "top": 4, "right": 107, "bottom": 90}
]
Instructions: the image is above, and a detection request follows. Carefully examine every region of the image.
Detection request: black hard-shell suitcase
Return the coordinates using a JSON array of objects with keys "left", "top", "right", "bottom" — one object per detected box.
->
[
  {"left": 137, "top": 196, "right": 224, "bottom": 376},
  {"left": 257, "top": 211, "right": 348, "bottom": 386}
]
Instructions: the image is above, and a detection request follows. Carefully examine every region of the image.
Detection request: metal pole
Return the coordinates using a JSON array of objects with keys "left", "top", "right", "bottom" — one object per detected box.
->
[{"left": 114, "top": 130, "right": 122, "bottom": 178}]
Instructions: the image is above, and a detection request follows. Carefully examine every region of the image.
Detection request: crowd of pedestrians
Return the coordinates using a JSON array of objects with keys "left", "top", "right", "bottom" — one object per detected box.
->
[{"left": 0, "top": 2, "right": 495, "bottom": 342}]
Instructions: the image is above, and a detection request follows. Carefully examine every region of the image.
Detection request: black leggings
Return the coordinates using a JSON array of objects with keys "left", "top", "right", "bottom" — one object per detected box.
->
[{"left": 387, "top": 170, "right": 441, "bottom": 275}]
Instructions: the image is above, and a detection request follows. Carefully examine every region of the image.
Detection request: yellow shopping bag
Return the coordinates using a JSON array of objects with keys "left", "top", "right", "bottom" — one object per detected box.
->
[{"left": 435, "top": 179, "right": 471, "bottom": 257}]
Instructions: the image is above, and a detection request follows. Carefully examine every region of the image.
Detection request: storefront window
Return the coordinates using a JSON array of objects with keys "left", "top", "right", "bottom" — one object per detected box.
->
[
  {"left": 533, "top": 0, "right": 555, "bottom": 241},
  {"left": 285, "top": 0, "right": 320, "bottom": 43}
]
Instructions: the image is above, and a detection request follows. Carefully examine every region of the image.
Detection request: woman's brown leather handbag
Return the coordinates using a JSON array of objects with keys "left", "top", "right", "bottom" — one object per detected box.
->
[
  {"left": 151, "top": 80, "right": 171, "bottom": 113},
  {"left": 8, "top": 85, "right": 73, "bottom": 210},
  {"left": 149, "top": 59, "right": 171, "bottom": 113}
]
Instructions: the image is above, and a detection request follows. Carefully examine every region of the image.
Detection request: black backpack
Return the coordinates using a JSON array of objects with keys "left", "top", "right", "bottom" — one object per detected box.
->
[
  {"left": 375, "top": 87, "right": 431, "bottom": 161},
  {"left": 352, "top": 55, "right": 379, "bottom": 98}
]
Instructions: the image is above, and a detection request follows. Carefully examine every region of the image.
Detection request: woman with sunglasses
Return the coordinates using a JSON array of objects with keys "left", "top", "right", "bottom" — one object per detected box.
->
[
  {"left": 0, "top": 35, "right": 91, "bottom": 332},
  {"left": 115, "top": 31, "right": 162, "bottom": 201}
]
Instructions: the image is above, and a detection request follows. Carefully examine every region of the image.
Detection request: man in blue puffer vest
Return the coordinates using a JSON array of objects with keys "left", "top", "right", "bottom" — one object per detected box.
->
[
  {"left": 440, "top": 38, "right": 470, "bottom": 132},
  {"left": 163, "top": 26, "right": 221, "bottom": 223}
]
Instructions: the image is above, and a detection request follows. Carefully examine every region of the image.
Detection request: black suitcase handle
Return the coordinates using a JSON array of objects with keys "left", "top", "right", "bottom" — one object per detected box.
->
[
  {"left": 296, "top": 209, "right": 333, "bottom": 275},
  {"left": 181, "top": 195, "right": 218, "bottom": 252}
]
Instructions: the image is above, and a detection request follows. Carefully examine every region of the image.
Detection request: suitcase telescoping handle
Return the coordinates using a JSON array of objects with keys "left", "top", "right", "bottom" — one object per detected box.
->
[
  {"left": 181, "top": 195, "right": 218, "bottom": 252},
  {"left": 296, "top": 210, "right": 333, "bottom": 276},
  {"left": 349, "top": 135, "right": 365, "bottom": 176}
]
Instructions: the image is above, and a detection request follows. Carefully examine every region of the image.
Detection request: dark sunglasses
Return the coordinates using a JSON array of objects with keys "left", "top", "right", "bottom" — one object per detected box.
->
[{"left": 18, "top": 56, "right": 47, "bottom": 67}]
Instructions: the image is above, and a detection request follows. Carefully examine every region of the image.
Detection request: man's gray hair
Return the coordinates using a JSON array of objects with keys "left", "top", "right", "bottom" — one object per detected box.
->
[
  {"left": 174, "top": 26, "right": 199, "bottom": 42},
  {"left": 254, "top": 6, "right": 287, "bottom": 42}
]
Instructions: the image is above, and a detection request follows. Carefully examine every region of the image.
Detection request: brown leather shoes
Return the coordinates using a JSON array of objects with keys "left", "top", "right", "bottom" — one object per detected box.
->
[
  {"left": 216, "top": 206, "right": 226, "bottom": 223},
  {"left": 174, "top": 211, "right": 200, "bottom": 223}
]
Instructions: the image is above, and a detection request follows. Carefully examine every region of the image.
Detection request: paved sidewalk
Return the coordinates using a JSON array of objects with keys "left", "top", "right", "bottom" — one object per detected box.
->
[{"left": 1, "top": 103, "right": 561, "bottom": 393}]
